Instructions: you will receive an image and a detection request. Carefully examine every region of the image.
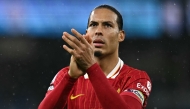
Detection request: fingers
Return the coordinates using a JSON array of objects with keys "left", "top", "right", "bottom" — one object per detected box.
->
[
  {"left": 62, "top": 32, "right": 81, "bottom": 50},
  {"left": 63, "top": 44, "right": 73, "bottom": 54},
  {"left": 62, "top": 28, "right": 91, "bottom": 55},
  {"left": 71, "top": 29, "right": 89, "bottom": 45},
  {"left": 63, "top": 45, "right": 79, "bottom": 57}
]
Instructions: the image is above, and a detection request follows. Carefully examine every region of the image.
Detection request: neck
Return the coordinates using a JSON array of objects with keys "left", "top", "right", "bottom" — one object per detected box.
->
[{"left": 96, "top": 55, "right": 119, "bottom": 76}]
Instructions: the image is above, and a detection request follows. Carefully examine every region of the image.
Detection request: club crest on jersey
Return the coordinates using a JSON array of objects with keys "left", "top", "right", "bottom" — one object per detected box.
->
[
  {"left": 48, "top": 85, "right": 54, "bottom": 90},
  {"left": 147, "top": 81, "right": 151, "bottom": 91}
]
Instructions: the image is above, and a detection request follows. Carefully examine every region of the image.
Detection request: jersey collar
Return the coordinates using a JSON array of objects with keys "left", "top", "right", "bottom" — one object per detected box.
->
[{"left": 84, "top": 58, "right": 124, "bottom": 79}]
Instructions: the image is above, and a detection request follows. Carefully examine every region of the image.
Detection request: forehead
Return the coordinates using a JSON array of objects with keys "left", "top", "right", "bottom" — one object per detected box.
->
[{"left": 89, "top": 8, "right": 117, "bottom": 23}]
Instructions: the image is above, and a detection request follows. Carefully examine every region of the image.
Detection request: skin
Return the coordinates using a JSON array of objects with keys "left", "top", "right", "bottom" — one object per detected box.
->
[{"left": 62, "top": 8, "right": 125, "bottom": 78}]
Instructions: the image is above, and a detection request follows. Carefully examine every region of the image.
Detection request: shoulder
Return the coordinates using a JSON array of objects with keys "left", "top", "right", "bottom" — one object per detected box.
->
[
  {"left": 50, "top": 66, "right": 70, "bottom": 85},
  {"left": 118, "top": 64, "right": 152, "bottom": 104},
  {"left": 120, "top": 64, "right": 150, "bottom": 80},
  {"left": 117, "top": 64, "right": 151, "bottom": 91},
  {"left": 57, "top": 66, "right": 70, "bottom": 76},
  {"left": 119, "top": 64, "right": 152, "bottom": 94}
]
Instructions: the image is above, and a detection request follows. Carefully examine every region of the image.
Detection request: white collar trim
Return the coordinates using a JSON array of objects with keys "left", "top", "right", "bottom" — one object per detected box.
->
[{"left": 84, "top": 58, "right": 124, "bottom": 79}]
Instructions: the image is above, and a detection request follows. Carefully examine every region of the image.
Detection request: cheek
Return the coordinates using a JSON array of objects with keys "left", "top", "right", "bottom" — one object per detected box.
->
[
  {"left": 107, "top": 36, "right": 118, "bottom": 48},
  {"left": 108, "top": 32, "right": 119, "bottom": 42},
  {"left": 86, "top": 29, "right": 94, "bottom": 37}
]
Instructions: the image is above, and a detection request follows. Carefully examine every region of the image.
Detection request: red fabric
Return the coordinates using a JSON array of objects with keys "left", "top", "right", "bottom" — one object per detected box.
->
[
  {"left": 38, "top": 63, "right": 152, "bottom": 109},
  {"left": 38, "top": 67, "right": 77, "bottom": 109}
]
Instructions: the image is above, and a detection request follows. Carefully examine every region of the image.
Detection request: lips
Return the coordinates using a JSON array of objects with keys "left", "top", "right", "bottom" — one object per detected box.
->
[{"left": 93, "top": 39, "right": 105, "bottom": 47}]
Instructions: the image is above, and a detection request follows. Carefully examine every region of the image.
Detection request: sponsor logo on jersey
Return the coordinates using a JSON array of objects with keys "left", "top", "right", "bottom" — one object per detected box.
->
[
  {"left": 70, "top": 94, "right": 84, "bottom": 100},
  {"left": 126, "top": 89, "right": 145, "bottom": 104},
  {"left": 137, "top": 83, "right": 150, "bottom": 96}
]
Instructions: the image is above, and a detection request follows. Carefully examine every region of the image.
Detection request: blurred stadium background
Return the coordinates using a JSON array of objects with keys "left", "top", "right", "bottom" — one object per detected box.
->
[{"left": 0, "top": 0, "right": 189, "bottom": 108}]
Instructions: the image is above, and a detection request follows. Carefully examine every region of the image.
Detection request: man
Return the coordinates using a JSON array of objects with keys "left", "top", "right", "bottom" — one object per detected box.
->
[{"left": 38, "top": 4, "right": 152, "bottom": 109}]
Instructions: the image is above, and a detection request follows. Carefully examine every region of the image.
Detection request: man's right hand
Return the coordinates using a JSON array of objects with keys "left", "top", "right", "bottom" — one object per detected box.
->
[{"left": 68, "top": 55, "right": 85, "bottom": 79}]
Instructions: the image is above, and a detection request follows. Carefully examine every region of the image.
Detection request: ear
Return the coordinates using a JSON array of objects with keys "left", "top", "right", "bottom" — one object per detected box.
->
[{"left": 118, "top": 30, "right": 125, "bottom": 42}]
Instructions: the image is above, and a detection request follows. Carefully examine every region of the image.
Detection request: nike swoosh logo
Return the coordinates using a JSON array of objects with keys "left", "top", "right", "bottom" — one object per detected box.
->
[
  {"left": 70, "top": 94, "right": 84, "bottom": 100},
  {"left": 117, "top": 88, "right": 121, "bottom": 93}
]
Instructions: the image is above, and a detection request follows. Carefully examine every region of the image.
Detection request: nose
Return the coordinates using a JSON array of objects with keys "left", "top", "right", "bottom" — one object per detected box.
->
[{"left": 95, "top": 25, "right": 103, "bottom": 36}]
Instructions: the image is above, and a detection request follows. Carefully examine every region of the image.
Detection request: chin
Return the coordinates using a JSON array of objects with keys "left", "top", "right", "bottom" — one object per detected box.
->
[{"left": 94, "top": 51, "right": 103, "bottom": 57}]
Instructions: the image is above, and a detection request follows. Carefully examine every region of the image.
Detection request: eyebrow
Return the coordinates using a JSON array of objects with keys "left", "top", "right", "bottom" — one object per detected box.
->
[{"left": 89, "top": 21, "right": 114, "bottom": 25}]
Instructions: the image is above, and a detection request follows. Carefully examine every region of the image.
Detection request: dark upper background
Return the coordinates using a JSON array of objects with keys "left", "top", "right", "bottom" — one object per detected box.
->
[{"left": 0, "top": 0, "right": 189, "bottom": 109}]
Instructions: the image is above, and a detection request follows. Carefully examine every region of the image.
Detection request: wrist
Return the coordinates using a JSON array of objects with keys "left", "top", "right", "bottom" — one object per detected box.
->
[{"left": 68, "top": 70, "right": 80, "bottom": 79}]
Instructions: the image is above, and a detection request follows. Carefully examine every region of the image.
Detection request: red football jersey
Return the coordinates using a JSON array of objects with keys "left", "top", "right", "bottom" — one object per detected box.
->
[{"left": 42, "top": 58, "right": 152, "bottom": 109}]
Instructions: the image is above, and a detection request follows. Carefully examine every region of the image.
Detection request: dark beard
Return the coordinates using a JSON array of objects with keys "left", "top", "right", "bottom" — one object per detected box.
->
[{"left": 94, "top": 51, "right": 102, "bottom": 57}]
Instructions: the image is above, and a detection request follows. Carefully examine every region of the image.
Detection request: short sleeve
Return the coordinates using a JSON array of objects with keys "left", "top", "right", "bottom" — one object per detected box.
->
[{"left": 120, "top": 70, "right": 152, "bottom": 107}]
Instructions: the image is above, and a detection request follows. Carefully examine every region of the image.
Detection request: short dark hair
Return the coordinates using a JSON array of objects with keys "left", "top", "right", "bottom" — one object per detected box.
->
[{"left": 87, "top": 4, "right": 123, "bottom": 30}]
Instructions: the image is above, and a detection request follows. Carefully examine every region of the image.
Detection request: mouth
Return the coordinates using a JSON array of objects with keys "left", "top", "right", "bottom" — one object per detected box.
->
[{"left": 93, "top": 39, "right": 105, "bottom": 48}]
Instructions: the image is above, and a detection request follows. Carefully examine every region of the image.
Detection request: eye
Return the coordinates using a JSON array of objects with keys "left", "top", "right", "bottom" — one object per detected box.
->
[
  {"left": 89, "top": 23, "right": 97, "bottom": 27},
  {"left": 104, "top": 23, "right": 112, "bottom": 28}
]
